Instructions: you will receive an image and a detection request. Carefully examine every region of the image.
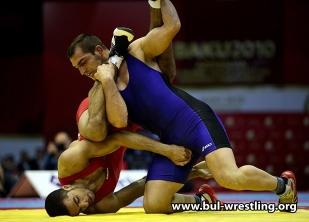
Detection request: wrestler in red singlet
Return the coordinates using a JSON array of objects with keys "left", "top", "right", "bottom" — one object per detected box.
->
[{"left": 59, "top": 98, "right": 140, "bottom": 203}]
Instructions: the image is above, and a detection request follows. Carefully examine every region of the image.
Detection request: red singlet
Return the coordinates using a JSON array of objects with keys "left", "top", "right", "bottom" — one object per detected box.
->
[{"left": 59, "top": 98, "right": 141, "bottom": 202}]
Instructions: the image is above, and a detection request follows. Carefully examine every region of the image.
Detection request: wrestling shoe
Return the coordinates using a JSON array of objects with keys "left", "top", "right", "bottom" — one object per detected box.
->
[
  {"left": 278, "top": 170, "right": 298, "bottom": 212},
  {"left": 197, "top": 184, "right": 220, "bottom": 204},
  {"left": 109, "top": 27, "right": 134, "bottom": 58}
]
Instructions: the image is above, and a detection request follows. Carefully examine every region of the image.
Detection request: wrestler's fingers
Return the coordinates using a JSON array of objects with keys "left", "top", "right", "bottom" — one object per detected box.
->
[
  {"left": 180, "top": 158, "right": 191, "bottom": 166},
  {"left": 173, "top": 160, "right": 185, "bottom": 166},
  {"left": 185, "top": 149, "right": 192, "bottom": 160},
  {"left": 173, "top": 155, "right": 190, "bottom": 166},
  {"left": 93, "top": 71, "right": 100, "bottom": 79},
  {"left": 175, "top": 161, "right": 185, "bottom": 166},
  {"left": 177, "top": 159, "right": 190, "bottom": 166}
]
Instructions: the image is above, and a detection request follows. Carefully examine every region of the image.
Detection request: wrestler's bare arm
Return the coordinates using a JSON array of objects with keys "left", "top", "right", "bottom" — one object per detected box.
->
[
  {"left": 95, "top": 62, "right": 128, "bottom": 128},
  {"left": 86, "top": 177, "right": 146, "bottom": 214},
  {"left": 58, "top": 135, "right": 127, "bottom": 178},
  {"left": 78, "top": 81, "right": 108, "bottom": 142},
  {"left": 92, "top": 131, "right": 191, "bottom": 165},
  {"left": 109, "top": 131, "right": 191, "bottom": 166},
  {"left": 150, "top": 3, "right": 176, "bottom": 83},
  {"left": 79, "top": 62, "right": 128, "bottom": 141},
  {"left": 57, "top": 140, "right": 93, "bottom": 178},
  {"left": 58, "top": 131, "right": 191, "bottom": 178},
  {"left": 138, "top": 0, "right": 181, "bottom": 59}
]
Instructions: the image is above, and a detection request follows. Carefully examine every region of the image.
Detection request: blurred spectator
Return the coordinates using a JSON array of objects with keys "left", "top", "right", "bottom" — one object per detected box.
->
[
  {"left": 54, "top": 131, "right": 72, "bottom": 151},
  {"left": 0, "top": 132, "right": 72, "bottom": 196},
  {"left": 43, "top": 131, "right": 72, "bottom": 170},
  {"left": 35, "top": 147, "right": 46, "bottom": 170},
  {"left": 43, "top": 142, "right": 60, "bottom": 170},
  {"left": 0, "top": 165, "right": 5, "bottom": 197},
  {"left": 1, "top": 154, "right": 19, "bottom": 196},
  {"left": 124, "top": 149, "right": 152, "bottom": 169},
  {"left": 304, "top": 93, "right": 309, "bottom": 113},
  {"left": 17, "top": 150, "right": 39, "bottom": 174}
]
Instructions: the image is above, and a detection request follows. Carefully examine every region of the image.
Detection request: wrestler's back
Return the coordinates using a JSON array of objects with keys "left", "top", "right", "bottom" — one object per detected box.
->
[{"left": 121, "top": 54, "right": 216, "bottom": 146}]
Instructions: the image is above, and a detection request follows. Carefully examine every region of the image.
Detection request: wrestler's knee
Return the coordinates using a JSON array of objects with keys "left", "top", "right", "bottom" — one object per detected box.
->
[
  {"left": 143, "top": 196, "right": 170, "bottom": 214},
  {"left": 143, "top": 203, "right": 162, "bottom": 214}
]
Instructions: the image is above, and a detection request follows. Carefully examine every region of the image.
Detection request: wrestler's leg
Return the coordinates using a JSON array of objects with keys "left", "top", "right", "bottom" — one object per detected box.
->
[
  {"left": 144, "top": 180, "right": 219, "bottom": 213},
  {"left": 149, "top": 0, "right": 176, "bottom": 83},
  {"left": 204, "top": 148, "right": 297, "bottom": 211},
  {"left": 205, "top": 148, "right": 278, "bottom": 191},
  {"left": 144, "top": 151, "right": 219, "bottom": 214},
  {"left": 143, "top": 180, "right": 184, "bottom": 213}
]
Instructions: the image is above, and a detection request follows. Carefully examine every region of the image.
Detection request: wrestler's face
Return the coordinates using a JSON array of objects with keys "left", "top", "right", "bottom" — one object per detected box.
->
[
  {"left": 70, "top": 46, "right": 109, "bottom": 80},
  {"left": 62, "top": 185, "right": 95, "bottom": 216}
]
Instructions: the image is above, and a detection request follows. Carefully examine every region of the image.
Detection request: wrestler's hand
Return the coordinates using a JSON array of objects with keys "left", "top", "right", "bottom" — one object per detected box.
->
[
  {"left": 188, "top": 161, "right": 213, "bottom": 180},
  {"left": 168, "top": 145, "right": 192, "bottom": 166},
  {"left": 94, "top": 62, "right": 117, "bottom": 82}
]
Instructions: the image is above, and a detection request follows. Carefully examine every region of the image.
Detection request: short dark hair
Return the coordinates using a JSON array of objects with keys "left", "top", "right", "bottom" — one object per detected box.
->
[
  {"left": 45, "top": 188, "right": 69, "bottom": 217},
  {"left": 67, "top": 34, "right": 107, "bottom": 59}
]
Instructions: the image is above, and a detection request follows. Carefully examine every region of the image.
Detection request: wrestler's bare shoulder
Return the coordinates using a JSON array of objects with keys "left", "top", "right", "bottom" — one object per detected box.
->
[
  {"left": 128, "top": 37, "right": 158, "bottom": 68},
  {"left": 128, "top": 38, "right": 146, "bottom": 61}
]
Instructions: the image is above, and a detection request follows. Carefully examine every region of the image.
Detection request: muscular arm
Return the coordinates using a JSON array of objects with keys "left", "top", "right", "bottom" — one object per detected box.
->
[
  {"left": 78, "top": 81, "right": 108, "bottom": 142},
  {"left": 140, "top": 0, "right": 181, "bottom": 58},
  {"left": 89, "top": 131, "right": 190, "bottom": 165},
  {"left": 95, "top": 63, "right": 128, "bottom": 128},
  {"left": 58, "top": 131, "right": 191, "bottom": 178},
  {"left": 150, "top": 4, "right": 176, "bottom": 83},
  {"left": 88, "top": 177, "right": 146, "bottom": 213}
]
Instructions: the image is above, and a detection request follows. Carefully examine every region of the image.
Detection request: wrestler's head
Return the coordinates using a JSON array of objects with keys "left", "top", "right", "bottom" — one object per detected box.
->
[
  {"left": 67, "top": 34, "right": 109, "bottom": 79},
  {"left": 45, "top": 185, "right": 95, "bottom": 217}
]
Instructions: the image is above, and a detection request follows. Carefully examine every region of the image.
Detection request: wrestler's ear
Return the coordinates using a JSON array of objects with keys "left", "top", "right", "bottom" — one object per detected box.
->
[
  {"left": 62, "top": 185, "right": 73, "bottom": 191},
  {"left": 95, "top": 45, "right": 109, "bottom": 59},
  {"left": 95, "top": 45, "right": 105, "bottom": 55}
]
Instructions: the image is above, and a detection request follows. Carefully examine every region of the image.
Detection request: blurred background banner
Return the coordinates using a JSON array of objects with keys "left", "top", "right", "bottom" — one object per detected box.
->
[
  {"left": 187, "top": 87, "right": 308, "bottom": 112},
  {"left": 174, "top": 0, "right": 282, "bottom": 85},
  {"left": 0, "top": 0, "right": 308, "bottom": 197},
  {"left": 9, "top": 170, "right": 59, "bottom": 198}
]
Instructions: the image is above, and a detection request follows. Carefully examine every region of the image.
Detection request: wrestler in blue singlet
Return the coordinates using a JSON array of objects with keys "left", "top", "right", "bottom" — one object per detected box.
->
[{"left": 120, "top": 54, "right": 231, "bottom": 183}]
